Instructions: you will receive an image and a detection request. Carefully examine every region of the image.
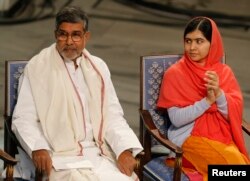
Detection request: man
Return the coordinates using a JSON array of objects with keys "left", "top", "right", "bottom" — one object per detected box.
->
[{"left": 11, "top": 6, "right": 143, "bottom": 181}]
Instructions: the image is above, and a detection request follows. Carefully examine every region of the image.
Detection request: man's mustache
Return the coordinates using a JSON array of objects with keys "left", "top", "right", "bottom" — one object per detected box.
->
[{"left": 63, "top": 46, "right": 76, "bottom": 50}]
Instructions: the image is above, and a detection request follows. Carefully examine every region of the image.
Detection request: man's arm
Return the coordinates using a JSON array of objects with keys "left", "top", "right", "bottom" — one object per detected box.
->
[
  {"left": 103, "top": 67, "right": 143, "bottom": 156},
  {"left": 101, "top": 64, "right": 143, "bottom": 175},
  {"left": 11, "top": 74, "right": 52, "bottom": 176}
]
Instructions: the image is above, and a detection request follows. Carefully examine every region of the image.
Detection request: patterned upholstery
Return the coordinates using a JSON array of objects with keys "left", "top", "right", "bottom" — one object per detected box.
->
[
  {"left": 141, "top": 55, "right": 181, "bottom": 147},
  {"left": 140, "top": 55, "right": 189, "bottom": 181},
  {"left": 5, "top": 60, "right": 28, "bottom": 117}
]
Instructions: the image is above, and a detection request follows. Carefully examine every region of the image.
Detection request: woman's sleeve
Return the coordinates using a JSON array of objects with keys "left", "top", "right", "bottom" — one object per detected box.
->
[
  {"left": 168, "top": 98, "right": 210, "bottom": 127},
  {"left": 216, "top": 91, "right": 228, "bottom": 118}
]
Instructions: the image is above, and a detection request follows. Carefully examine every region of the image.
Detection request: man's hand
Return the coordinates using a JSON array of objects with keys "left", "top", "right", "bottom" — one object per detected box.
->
[
  {"left": 117, "top": 150, "right": 136, "bottom": 176},
  {"left": 32, "top": 149, "right": 52, "bottom": 178}
]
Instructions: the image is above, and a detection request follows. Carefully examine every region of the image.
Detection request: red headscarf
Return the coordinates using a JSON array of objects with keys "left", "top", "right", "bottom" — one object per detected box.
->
[{"left": 157, "top": 17, "right": 248, "bottom": 156}]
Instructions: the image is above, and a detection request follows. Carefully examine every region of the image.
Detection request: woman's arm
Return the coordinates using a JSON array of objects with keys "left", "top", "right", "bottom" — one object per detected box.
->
[{"left": 168, "top": 98, "right": 210, "bottom": 127}]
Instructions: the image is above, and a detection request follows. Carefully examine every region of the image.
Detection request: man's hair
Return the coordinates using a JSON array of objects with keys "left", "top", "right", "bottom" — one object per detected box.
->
[
  {"left": 184, "top": 17, "right": 212, "bottom": 42},
  {"left": 55, "top": 6, "right": 89, "bottom": 31}
]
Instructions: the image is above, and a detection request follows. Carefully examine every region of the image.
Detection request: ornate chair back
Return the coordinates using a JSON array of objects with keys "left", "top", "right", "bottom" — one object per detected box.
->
[
  {"left": 140, "top": 54, "right": 181, "bottom": 152},
  {"left": 140, "top": 54, "right": 186, "bottom": 181}
]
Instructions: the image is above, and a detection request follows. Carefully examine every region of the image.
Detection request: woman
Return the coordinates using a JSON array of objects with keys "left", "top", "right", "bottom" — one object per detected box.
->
[{"left": 157, "top": 17, "right": 249, "bottom": 181}]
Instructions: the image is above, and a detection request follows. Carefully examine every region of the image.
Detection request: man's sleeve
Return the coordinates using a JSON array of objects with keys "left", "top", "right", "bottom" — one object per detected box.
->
[{"left": 11, "top": 74, "right": 51, "bottom": 158}]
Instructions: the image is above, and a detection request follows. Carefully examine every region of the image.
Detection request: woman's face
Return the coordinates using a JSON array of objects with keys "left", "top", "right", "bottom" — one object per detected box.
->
[{"left": 184, "top": 29, "right": 211, "bottom": 66}]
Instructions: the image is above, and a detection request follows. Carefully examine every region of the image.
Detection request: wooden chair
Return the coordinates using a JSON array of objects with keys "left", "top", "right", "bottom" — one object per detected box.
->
[
  {"left": 139, "top": 54, "right": 250, "bottom": 181},
  {"left": 4, "top": 60, "right": 28, "bottom": 158},
  {"left": 1, "top": 60, "right": 28, "bottom": 181},
  {"left": 1, "top": 60, "right": 43, "bottom": 181}
]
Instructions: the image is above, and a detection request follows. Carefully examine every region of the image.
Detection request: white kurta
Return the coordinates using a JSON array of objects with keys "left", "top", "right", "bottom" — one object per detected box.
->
[{"left": 11, "top": 45, "right": 143, "bottom": 181}]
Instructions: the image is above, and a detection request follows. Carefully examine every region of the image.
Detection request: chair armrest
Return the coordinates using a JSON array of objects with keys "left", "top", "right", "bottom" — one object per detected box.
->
[
  {"left": 0, "top": 149, "right": 17, "bottom": 165},
  {"left": 139, "top": 109, "right": 182, "bottom": 156},
  {"left": 242, "top": 119, "right": 250, "bottom": 135},
  {"left": 139, "top": 109, "right": 183, "bottom": 181},
  {"left": 0, "top": 149, "right": 18, "bottom": 181}
]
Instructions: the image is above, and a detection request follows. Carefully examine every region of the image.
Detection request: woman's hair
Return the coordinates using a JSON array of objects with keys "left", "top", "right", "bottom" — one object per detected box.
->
[
  {"left": 55, "top": 6, "right": 89, "bottom": 32},
  {"left": 184, "top": 17, "right": 212, "bottom": 42}
]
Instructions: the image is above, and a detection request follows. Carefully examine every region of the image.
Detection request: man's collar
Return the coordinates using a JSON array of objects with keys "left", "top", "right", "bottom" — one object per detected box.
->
[{"left": 64, "top": 56, "right": 82, "bottom": 66}]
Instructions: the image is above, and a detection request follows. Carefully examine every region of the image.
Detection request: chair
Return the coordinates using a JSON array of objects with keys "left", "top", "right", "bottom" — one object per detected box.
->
[
  {"left": 1, "top": 60, "right": 43, "bottom": 181},
  {"left": 1, "top": 60, "right": 28, "bottom": 181},
  {"left": 4, "top": 60, "right": 28, "bottom": 158},
  {"left": 139, "top": 54, "right": 250, "bottom": 181}
]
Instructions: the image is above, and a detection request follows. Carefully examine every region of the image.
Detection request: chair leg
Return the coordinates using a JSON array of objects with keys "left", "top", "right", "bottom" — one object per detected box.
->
[
  {"left": 35, "top": 169, "right": 44, "bottom": 181},
  {"left": 5, "top": 164, "right": 14, "bottom": 181},
  {"left": 173, "top": 154, "right": 182, "bottom": 181},
  {"left": 135, "top": 151, "right": 145, "bottom": 180}
]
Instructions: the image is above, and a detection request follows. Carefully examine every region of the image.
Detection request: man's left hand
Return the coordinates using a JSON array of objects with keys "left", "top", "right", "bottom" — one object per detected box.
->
[{"left": 117, "top": 150, "right": 136, "bottom": 176}]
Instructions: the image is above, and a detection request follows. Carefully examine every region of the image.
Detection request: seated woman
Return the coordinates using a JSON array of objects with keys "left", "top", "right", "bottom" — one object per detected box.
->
[{"left": 157, "top": 16, "right": 249, "bottom": 181}]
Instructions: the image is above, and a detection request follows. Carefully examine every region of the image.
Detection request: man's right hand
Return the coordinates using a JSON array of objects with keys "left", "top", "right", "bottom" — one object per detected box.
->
[{"left": 32, "top": 149, "right": 52, "bottom": 178}]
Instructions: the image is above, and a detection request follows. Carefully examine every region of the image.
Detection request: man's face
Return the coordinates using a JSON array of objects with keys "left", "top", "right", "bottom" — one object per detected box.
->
[{"left": 55, "top": 22, "right": 90, "bottom": 61}]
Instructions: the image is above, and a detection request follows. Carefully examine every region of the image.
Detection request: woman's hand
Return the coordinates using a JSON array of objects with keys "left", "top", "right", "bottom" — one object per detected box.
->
[{"left": 204, "top": 71, "right": 222, "bottom": 104}]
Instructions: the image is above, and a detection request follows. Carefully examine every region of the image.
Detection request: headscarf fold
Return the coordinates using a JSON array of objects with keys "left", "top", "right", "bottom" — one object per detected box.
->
[{"left": 157, "top": 17, "right": 248, "bottom": 157}]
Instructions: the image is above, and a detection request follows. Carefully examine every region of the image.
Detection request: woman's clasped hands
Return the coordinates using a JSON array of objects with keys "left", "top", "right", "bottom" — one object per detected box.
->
[{"left": 204, "top": 70, "right": 222, "bottom": 105}]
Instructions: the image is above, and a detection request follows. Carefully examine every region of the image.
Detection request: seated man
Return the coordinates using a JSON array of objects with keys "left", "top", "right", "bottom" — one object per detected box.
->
[{"left": 11, "top": 5, "right": 143, "bottom": 181}]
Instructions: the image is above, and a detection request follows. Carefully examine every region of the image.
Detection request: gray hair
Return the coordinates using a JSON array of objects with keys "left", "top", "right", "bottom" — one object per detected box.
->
[{"left": 55, "top": 6, "right": 89, "bottom": 31}]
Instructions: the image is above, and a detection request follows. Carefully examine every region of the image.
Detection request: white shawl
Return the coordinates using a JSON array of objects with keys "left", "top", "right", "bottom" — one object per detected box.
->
[{"left": 25, "top": 44, "right": 112, "bottom": 158}]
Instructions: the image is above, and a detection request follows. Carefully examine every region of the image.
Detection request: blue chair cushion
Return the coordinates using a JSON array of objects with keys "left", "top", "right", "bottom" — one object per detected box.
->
[{"left": 143, "top": 156, "right": 189, "bottom": 181}]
